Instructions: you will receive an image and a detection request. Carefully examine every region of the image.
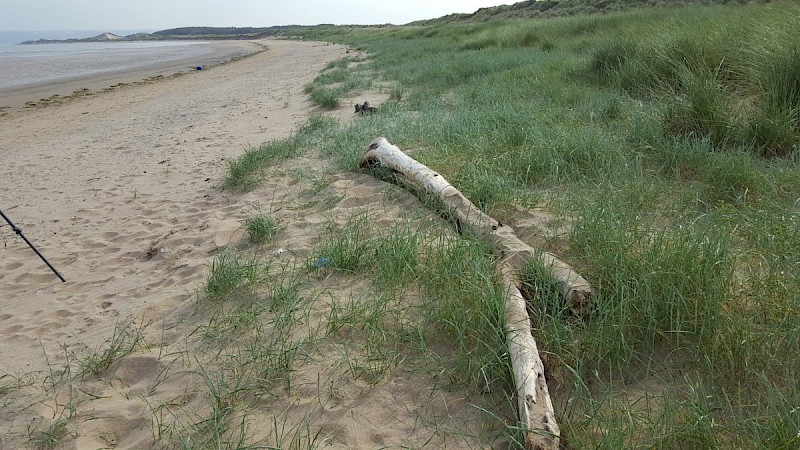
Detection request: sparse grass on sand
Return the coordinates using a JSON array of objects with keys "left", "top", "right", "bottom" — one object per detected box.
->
[{"left": 252, "top": 3, "right": 799, "bottom": 447}]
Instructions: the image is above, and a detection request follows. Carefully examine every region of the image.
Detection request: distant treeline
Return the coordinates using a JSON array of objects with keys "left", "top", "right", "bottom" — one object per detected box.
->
[{"left": 153, "top": 27, "right": 277, "bottom": 36}]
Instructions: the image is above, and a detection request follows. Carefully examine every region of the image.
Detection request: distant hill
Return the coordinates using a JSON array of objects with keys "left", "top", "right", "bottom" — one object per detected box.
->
[
  {"left": 21, "top": 32, "right": 126, "bottom": 44},
  {"left": 408, "top": 0, "right": 767, "bottom": 24},
  {"left": 0, "top": 30, "right": 152, "bottom": 45},
  {"left": 152, "top": 27, "right": 273, "bottom": 37},
  {"left": 96, "top": 32, "right": 123, "bottom": 40},
  {"left": 149, "top": 26, "right": 305, "bottom": 40}
]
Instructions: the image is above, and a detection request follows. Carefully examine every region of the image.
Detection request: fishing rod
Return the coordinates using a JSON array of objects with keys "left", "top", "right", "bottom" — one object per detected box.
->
[{"left": 0, "top": 208, "right": 66, "bottom": 283}]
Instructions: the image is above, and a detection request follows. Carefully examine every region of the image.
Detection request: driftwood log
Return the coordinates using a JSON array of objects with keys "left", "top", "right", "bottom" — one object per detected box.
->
[
  {"left": 502, "top": 270, "right": 560, "bottom": 449},
  {"left": 359, "top": 137, "right": 592, "bottom": 316},
  {"left": 359, "top": 137, "right": 594, "bottom": 449}
]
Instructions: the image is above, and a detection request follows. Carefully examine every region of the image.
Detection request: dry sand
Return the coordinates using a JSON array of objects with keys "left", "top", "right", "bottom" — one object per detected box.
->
[
  {"left": 0, "top": 40, "right": 510, "bottom": 448},
  {"left": 0, "top": 40, "right": 346, "bottom": 369}
]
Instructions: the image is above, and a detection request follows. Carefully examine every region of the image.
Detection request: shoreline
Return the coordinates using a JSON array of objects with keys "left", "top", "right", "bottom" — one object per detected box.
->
[{"left": 0, "top": 40, "right": 266, "bottom": 115}]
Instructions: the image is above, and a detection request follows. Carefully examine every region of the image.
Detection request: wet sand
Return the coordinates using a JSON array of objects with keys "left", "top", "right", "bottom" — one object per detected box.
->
[{"left": 0, "top": 40, "right": 264, "bottom": 112}]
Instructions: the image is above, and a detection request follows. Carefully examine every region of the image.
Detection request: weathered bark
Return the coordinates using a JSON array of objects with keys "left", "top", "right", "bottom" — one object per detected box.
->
[
  {"left": 359, "top": 137, "right": 588, "bottom": 449},
  {"left": 359, "top": 137, "right": 592, "bottom": 316}
]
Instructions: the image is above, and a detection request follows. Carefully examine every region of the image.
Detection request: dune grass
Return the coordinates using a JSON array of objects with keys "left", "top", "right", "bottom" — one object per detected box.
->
[
  {"left": 158, "top": 216, "right": 517, "bottom": 448},
  {"left": 11, "top": 3, "right": 793, "bottom": 449},
  {"left": 77, "top": 323, "right": 145, "bottom": 378},
  {"left": 578, "top": 3, "right": 800, "bottom": 157},
  {"left": 304, "top": 56, "right": 374, "bottom": 109},
  {"left": 229, "top": 2, "right": 800, "bottom": 447}
]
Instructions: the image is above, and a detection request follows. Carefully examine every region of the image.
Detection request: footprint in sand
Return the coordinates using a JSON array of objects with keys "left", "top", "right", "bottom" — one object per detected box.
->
[
  {"left": 54, "top": 309, "right": 74, "bottom": 318},
  {"left": 99, "top": 231, "right": 119, "bottom": 240},
  {"left": 5, "top": 262, "right": 23, "bottom": 270},
  {"left": 2, "top": 324, "right": 24, "bottom": 334},
  {"left": 83, "top": 241, "right": 109, "bottom": 250},
  {"left": 13, "top": 272, "right": 60, "bottom": 284},
  {"left": 108, "top": 355, "right": 164, "bottom": 395}
]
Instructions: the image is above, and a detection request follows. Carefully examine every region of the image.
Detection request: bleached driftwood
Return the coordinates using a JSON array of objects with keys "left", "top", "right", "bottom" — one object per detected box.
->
[
  {"left": 359, "top": 137, "right": 590, "bottom": 449},
  {"left": 359, "top": 137, "right": 592, "bottom": 316},
  {"left": 502, "top": 269, "right": 560, "bottom": 449}
]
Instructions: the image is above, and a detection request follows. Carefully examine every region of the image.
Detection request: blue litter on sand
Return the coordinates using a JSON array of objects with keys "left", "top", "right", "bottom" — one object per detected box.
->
[
  {"left": 196, "top": 66, "right": 203, "bottom": 71},
  {"left": 314, "top": 257, "right": 331, "bottom": 269}
]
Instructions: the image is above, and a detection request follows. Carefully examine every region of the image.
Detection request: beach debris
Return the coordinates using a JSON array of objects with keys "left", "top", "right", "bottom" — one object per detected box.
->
[
  {"left": 354, "top": 101, "right": 377, "bottom": 115},
  {"left": 0, "top": 209, "right": 66, "bottom": 282},
  {"left": 196, "top": 66, "right": 204, "bottom": 71},
  {"left": 313, "top": 257, "right": 331, "bottom": 269}
]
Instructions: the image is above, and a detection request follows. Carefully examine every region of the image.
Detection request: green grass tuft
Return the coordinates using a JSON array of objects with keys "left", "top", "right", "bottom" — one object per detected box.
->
[
  {"left": 312, "top": 215, "right": 373, "bottom": 273},
  {"left": 225, "top": 139, "right": 301, "bottom": 191},
  {"left": 206, "top": 250, "right": 268, "bottom": 300},
  {"left": 242, "top": 213, "right": 278, "bottom": 244},
  {"left": 419, "top": 235, "right": 511, "bottom": 392},
  {"left": 78, "top": 324, "right": 144, "bottom": 377},
  {"left": 309, "top": 87, "right": 339, "bottom": 108},
  {"left": 224, "top": 115, "right": 341, "bottom": 192}
]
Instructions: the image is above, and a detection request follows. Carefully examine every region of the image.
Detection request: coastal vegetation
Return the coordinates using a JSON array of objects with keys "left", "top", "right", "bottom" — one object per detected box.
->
[
  {"left": 6, "top": 0, "right": 798, "bottom": 448},
  {"left": 225, "top": 1, "right": 800, "bottom": 447},
  {"left": 408, "top": 0, "right": 761, "bottom": 24}
]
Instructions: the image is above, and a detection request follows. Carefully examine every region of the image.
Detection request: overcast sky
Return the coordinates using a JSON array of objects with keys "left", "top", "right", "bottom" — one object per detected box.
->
[{"left": 1, "top": 0, "right": 514, "bottom": 31}]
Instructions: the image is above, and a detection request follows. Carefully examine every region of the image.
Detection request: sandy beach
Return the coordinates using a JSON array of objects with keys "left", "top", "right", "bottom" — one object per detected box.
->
[
  {"left": 1, "top": 38, "right": 343, "bottom": 368},
  {"left": 0, "top": 39, "right": 505, "bottom": 448}
]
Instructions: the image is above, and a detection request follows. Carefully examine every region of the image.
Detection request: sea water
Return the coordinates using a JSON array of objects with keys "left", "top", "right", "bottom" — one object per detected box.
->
[{"left": 0, "top": 41, "right": 234, "bottom": 90}]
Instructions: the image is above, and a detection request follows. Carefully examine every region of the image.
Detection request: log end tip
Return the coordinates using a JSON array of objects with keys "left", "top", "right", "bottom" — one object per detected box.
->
[
  {"left": 368, "top": 137, "right": 388, "bottom": 149},
  {"left": 360, "top": 137, "right": 389, "bottom": 168}
]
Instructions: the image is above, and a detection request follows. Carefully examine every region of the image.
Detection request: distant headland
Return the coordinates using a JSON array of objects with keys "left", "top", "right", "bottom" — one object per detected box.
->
[{"left": 19, "top": 27, "right": 296, "bottom": 44}]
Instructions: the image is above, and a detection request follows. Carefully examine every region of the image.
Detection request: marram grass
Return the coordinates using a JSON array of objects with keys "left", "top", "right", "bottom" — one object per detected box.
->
[{"left": 215, "top": 2, "right": 800, "bottom": 447}]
